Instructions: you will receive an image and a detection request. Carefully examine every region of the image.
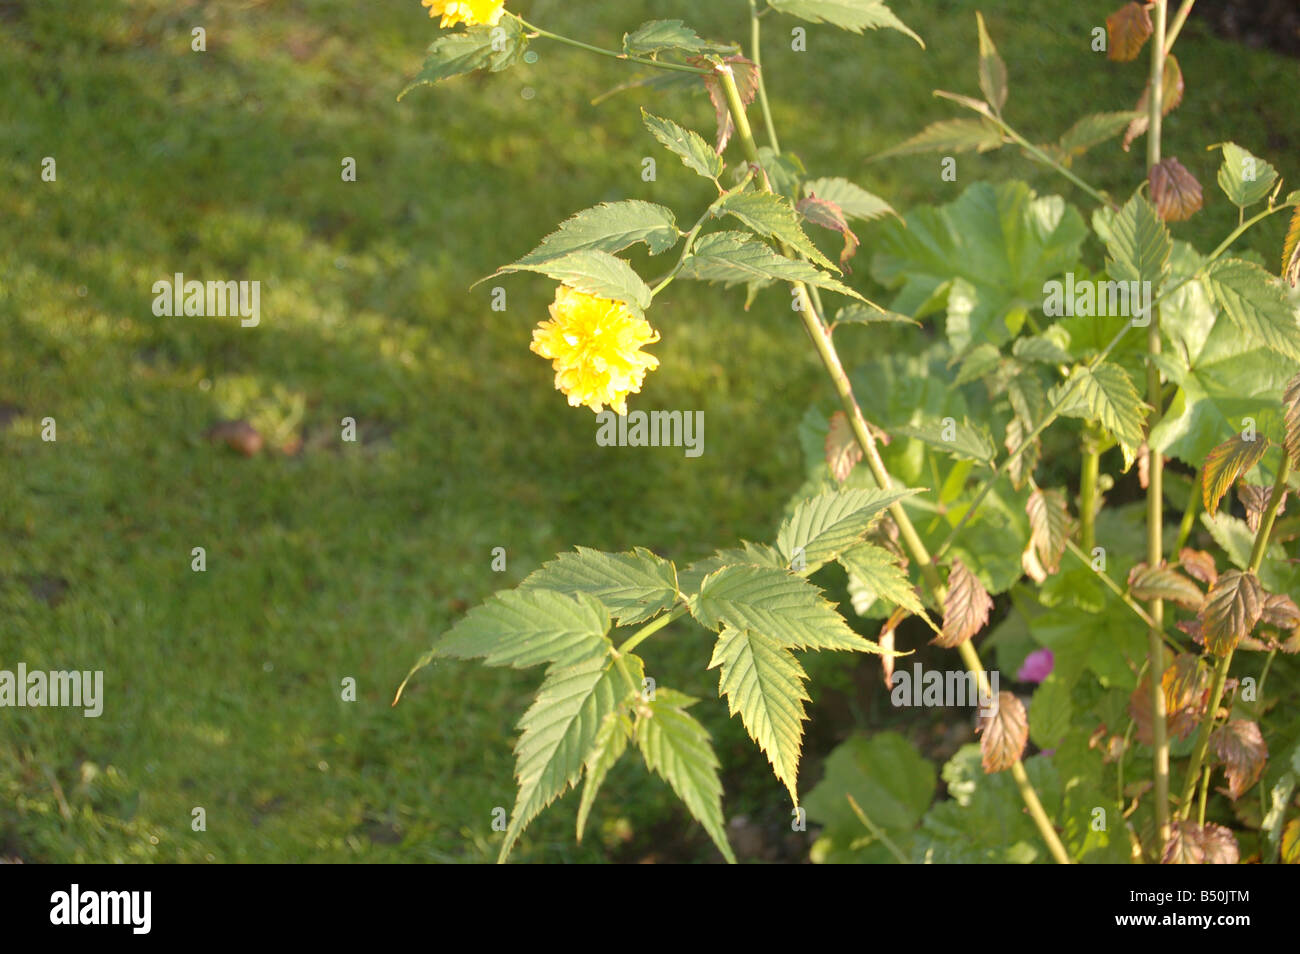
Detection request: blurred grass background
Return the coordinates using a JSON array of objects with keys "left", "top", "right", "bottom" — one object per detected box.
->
[{"left": 0, "top": 0, "right": 1295, "bottom": 862}]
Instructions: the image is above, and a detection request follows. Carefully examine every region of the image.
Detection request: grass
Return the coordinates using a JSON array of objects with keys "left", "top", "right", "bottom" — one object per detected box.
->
[{"left": 1, "top": 0, "right": 1294, "bottom": 862}]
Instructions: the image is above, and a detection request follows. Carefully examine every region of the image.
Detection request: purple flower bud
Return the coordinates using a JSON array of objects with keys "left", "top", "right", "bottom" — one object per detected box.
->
[{"left": 1017, "top": 647, "right": 1054, "bottom": 684}]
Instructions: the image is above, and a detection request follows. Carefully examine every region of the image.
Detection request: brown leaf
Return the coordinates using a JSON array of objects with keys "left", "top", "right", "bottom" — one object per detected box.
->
[
  {"left": 879, "top": 606, "right": 908, "bottom": 688},
  {"left": 1210, "top": 719, "right": 1268, "bottom": 800},
  {"left": 1284, "top": 372, "right": 1300, "bottom": 468},
  {"left": 1178, "top": 548, "right": 1218, "bottom": 587},
  {"left": 934, "top": 559, "right": 992, "bottom": 648},
  {"left": 1130, "top": 653, "right": 1210, "bottom": 745},
  {"left": 1238, "top": 482, "right": 1288, "bottom": 533},
  {"left": 1161, "top": 821, "right": 1240, "bottom": 864},
  {"left": 1150, "top": 157, "right": 1203, "bottom": 222},
  {"left": 1123, "top": 54, "right": 1184, "bottom": 151},
  {"left": 1026, "top": 487, "right": 1072, "bottom": 575},
  {"left": 1200, "top": 569, "right": 1263, "bottom": 656},
  {"left": 1106, "top": 2, "right": 1153, "bottom": 62},
  {"left": 1004, "top": 417, "right": 1039, "bottom": 490},
  {"left": 1202, "top": 434, "right": 1269, "bottom": 516},
  {"left": 978, "top": 692, "right": 1027, "bottom": 773},
  {"left": 1282, "top": 206, "right": 1300, "bottom": 288},
  {"left": 1128, "top": 562, "right": 1204, "bottom": 610},
  {"left": 824, "top": 411, "right": 863, "bottom": 483},
  {"left": 205, "top": 419, "right": 263, "bottom": 457},
  {"left": 698, "top": 56, "right": 759, "bottom": 154},
  {"left": 1283, "top": 819, "right": 1300, "bottom": 863},
  {"left": 797, "top": 196, "right": 860, "bottom": 272}
]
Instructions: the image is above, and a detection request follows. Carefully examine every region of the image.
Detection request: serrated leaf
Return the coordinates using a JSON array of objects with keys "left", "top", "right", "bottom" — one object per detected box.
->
[
  {"left": 1051, "top": 361, "right": 1150, "bottom": 470},
  {"left": 1202, "top": 433, "right": 1269, "bottom": 516},
  {"left": 1217, "top": 142, "right": 1278, "bottom": 209},
  {"left": 496, "top": 250, "right": 651, "bottom": 312},
  {"left": 803, "top": 177, "right": 898, "bottom": 222},
  {"left": 838, "top": 544, "right": 930, "bottom": 622},
  {"left": 978, "top": 692, "right": 1027, "bottom": 772},
  {"left": 678, "top": 230, "right": 865, "bottom": 300},
  {"left": 1123, "top": 54, "right": 1184, "bottom": 150},
  {"left": 679, "top": 541, "right": 786, "bottom": 594},
  {"left": 1057, "top": 112, "right": 1141, "bottom": 161},
  {"left": 499, "top": 651, "right": 640, "bottom": 862},
  {"left": 1179, "top": 548, "right": 1219, "bottom": 587},
  {"left": 716, "top": 191, "right": 839, "bottom": 272},
  {"left": 834, "top": 303, "right": 918, "bottom": 326},
  {"left": 825, "top": 410, "right": 863, "bottom": 482},
  {"left": 1240, "top": 483, "right": 1290, "bottom": 532},
  {"left": 1285, "top": 372, "right": 1300, "bottom": 466},
  {"left": 1027, "top": 487, "right": 1072, "bottom": 575},
  {"left": 1105, "top": 192, "right": 1172, "bottom": 288},
  {"left": 708, "top": 627, "right": 811, "bottom": 803},
  {"left": 894, "top": 416, "right": 996, "bottom": 464},
  {"left": 975, "top": 12, "right": 1007, "bottom": 114},
  {"left": 635, "top": 693, "right": 736, "bottom": 863},
  {"left": 1200, "top": 569, "right": 1263, "bottom": 656},
  {"left": 398, "top": 19, "right": 527, "bottom": 99},
  {"left": 797, "top": 197, "right": 860, "bottom": 271},
  {"left": 519, "top": 546, "right": 679, "bottom": 626},
  {"left": 955, "top": 343, "right": 1002, "bottom": 385},
  {"left": 1106, "top": 2, "right": 1152, "bottom": 62},
  {"left": 1282, "top": 208, "right": 1300, "bottom": 288},
  {"left": 691, "top": 564, "right": 879, "bottom": 652},
  {"left": 776, "top": 487, "right": 920, "bottom": 574},
  {"left": 1162, "top": 821, "right": 1239, "bottom": 864},
  {"left": 934, "top": 559, "right": 992, "bottom": 648},
  {"left": 435, "top": 589, "right": 611, "bottom": 669},
  {"left": 1012, "top": 334, "right": 1072, "bottom": 365},
  {"left": 1150, "top": 157, "right": 1203, "bottom": 223},
  {"left": 622, "top": 19, "right": 735, "bottom": 57},
  {"left": 576, "top": 709, "right": 632, "bottom": 842},
  {"left": 876, "top": 118, "right": 1003, "bottom": 159},
  {"left": 513, "top": 201, "right": 680, "bottom": 267},
  {"left": 641, "top": 111, "right": 723, "bottom": 181},
  {"left": 1210, "top": 719, "right": 1267, "bottom": 800},
  {"left": 1205, "top": 258, "right": 1300, "bottom": 364},
  {"left": 769, "top": 0, "right": 924, "bottom": 46},
  {"left": 1128, "top": 563, "right": 1204, "bottom": 609}
]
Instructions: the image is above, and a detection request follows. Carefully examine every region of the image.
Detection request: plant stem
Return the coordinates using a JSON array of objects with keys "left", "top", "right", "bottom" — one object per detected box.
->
[
  {"left": 513, "top": 16, "right": 714, "bottom": 75},
  {"left": 715, "top": 63, "right": 1069, "bottom": 864},
  {"left": 1164, "top": 0, "right": 1198, "bottom": 55},
  {"left": 846, "top": 794, "right": 910, "bottom": 864},
  {"left": 1143, "top": 0, "right": 1172, "bottom": 855},
  {"left": 748, "top": 0, "right": 782, "bottom": 152},
  {"left": 1173, "top": 468, "right": 1201, "bottom": 553},
  {"left": 617, "top": 604, "right": 689, "bottom": 655},
  {"left": 1177, "top": 454, "right": 1291, "bottom": 819}
]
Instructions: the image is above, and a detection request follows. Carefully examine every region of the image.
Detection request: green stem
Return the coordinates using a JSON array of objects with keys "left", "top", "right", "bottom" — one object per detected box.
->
[
  {"left": 1196, "top": 764, "right": 1211, "bottom": 826},
  {"left": 1164, "top": 0, "right": 1197, "bottom": 55},
  {"left": 748, "top": 0, "right": 782, "bottom": 153},
  {"left": 846, "top": 794, "right": 910, "bottom": 864},
  {"left": 617, "top": 604, "right": 689, "bottom": 655},
  {"left": 1177, "top": 454, "right": 1291, "bottom": 819},
  {"left": 716, "top": 64, "right": 1068, "bottom": 864},
  {"left": 1080, "top": 432, "right": 1100, "bottom": 552},
  {"left": 513, "top": 16, "right": 714, "bottom": 75},
  {"left": 1173, "top": 468, "right": 1201, "bottom": 553},
  {"left": 1144, "top": 0, "right": 1171, "bottom": 857}
]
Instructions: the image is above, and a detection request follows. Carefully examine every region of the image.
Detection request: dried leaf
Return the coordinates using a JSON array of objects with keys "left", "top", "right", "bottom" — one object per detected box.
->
[
  {"left": 1106, "top": 2, "right": 1153, "bottom": 62},
  {"left": 1210, "top": 719, "right": 1268, "bottom": 800},
  {"left": 1284, "top": 372, "right": 1300, "bottom": 468},
  {"left": 1150, "top": 157, "right": 1203, "bottom": 222},
  {"left": 824, "top": 411, "right": 863, "bottom": 483},
  {"left": 1260, "top": 592, "right": 1300, "bottom": 630},
  {"left": 797, "top": 196, "right": 860, "bottom": 272},
  {"left": 934, "top": 559, "right": 992, "bottom": 648},
  {"left": 1128, "top": 563, "right": 1204, "bottom": 610},
  {"left": 1202, "top": 434, "right": 1269, "bottom": 516},
  {"left": 1178, "top": 548, "right": 1218, "bottom": 587},
  {"left": 1130, "top": 654, "right": 1209, "bottom": 745},
  {"left": 1200, "top": 570, "right": 1264, "bottom": 656},
  {"left": 1282, "top": 206, "right": 1300, "bottom": 288},
  {"left": 1123, "top": 54, "right": 1184, "bottom": 151},
  {"left": 1026, "top": 487, "right": 1072, "bottom": 575},
  {"left": 978, "top": 692, "right": 1027, "bottom": 773},
  {"left": 879, "top": 606, "right": 908, "bottom": 688},
  {"left": 1238, "top": 482, "right": 1287, "bottom": 533},
  {"left": 1162, "top": 821, "right": 1239, "bottom": 864}
]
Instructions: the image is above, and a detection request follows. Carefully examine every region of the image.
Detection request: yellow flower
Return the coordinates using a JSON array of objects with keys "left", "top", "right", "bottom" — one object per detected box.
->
[
  {"left": 420, "top": 0, "right": 506, "bottom": 28},
  {"left": 531, "top": 286, "right": 661, "bottom": 416}
]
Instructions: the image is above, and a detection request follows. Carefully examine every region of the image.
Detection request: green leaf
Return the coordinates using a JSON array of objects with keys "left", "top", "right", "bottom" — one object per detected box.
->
[
  {"left": 776, "top": 487, "right": 920, "bottom": 574},
  {"left": 398, "top": 20, "right": 527, "bottom": 99},
  {"left": 679, "top": 542, "right": 787, "bottom": 595},
  {"left": 691, "top": 564, "right": 880, "bottom": 652},
  {"left": 1217, "top": 142, "right": 1278, "bottom": 209},
  {"left": 1105, "top": 192, "right": 1171, "bottom": 288},
  {"left": 769, "top": 0, "right": 924, "bottom": 46},
  {"left": 708, "top": 627, "right": 810, "bottom": 803},
  {"left": 975, "top": 12, "right": 1008, "bottom": 114},
  {"left": 435, "top": 589, "right": 611, "bottom": 669},
  {"left": 716, "top": 191, "right": 838, "bottom": 272},
  {"left": 876, "top": 118, "right": 1003, "bottom": 159},
  {"left": 872, "top": 182, "right": 1087, "bottom": 351},
  {"left": 1056, "top": 112, "right": 1142, "bottom": 161},
  {"left": 635, "top": 692, "right": 736, "bottom": 863},
  {"left": 642, "top": 110, "right": 723, "bottom": 181},
  {"left": 495, "top": 250, "right": 652, "bottom": 313},
  {"left": 513, "top": 201, "right": 680, "bottom": 266},
  {"left": 838, "top": 543, "right": 929, "bottom": 621},
  {"left": 499, "top": 651, "right": 641, "bottom": 862},
  {"left": 678, "top": 231, "right": 866, "bottom": 300},
  {"left": 1029, "top": 676, "right": 1072, "bottom": 749},
  {"left": 519, "top": 547, "right": 679, "bottom": 626},
  {"left": 1204, "top": 258, "right": 1300, "bottom": 364},
  {"left": 894, "top": 416, "right": 996, "bottom": 464},
  {"left": 1050, "top": 361, "right": 1149, "bottom": 471},
  {"left": 834, "top": 303, "right": 918, "bottom": 325},
  {"left": 803, "top": 177, "right": 898, "bottom": 222},
  {"left": 576, "top": 710, "right": 632, "bottom": 842},
  {"left": 758, "top": 146, "right": 807, "bottom": 200},
  {"left": 622, "top": 20, "right": 735, "bottom": 57},
  {"left": 1012, "top": 333, "right": 1072, "bottom": 365}
]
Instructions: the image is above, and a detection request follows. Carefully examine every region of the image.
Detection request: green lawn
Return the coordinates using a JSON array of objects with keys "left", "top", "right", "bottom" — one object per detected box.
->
[{"left": 1, "top": 0, "right": 1294, "bottom": 862}]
